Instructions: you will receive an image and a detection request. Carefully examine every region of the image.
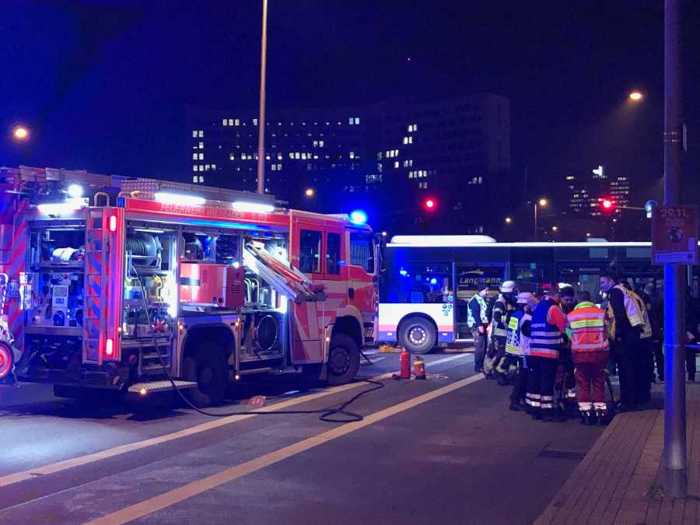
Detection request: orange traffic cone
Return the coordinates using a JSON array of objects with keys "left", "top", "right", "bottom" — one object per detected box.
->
[{"left": 413, "top": 355, "right": 426, "bottom": 380}]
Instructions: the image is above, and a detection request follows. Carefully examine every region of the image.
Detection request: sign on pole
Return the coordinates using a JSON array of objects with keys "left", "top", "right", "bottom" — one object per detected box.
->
[{"left": 652, "top": 205, "right": 698, "bottom": 264}]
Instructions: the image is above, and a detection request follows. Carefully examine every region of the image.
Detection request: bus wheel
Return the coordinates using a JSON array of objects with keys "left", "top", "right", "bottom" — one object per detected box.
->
[
  {"left": 399, "top": 317, "right": 436, "bottom": 354},
  {"left": 183, "top": 344, "right": 228, "bottom": 406},
  {"left": 326, "top": 334, "right": 360, "bottom": 386}
]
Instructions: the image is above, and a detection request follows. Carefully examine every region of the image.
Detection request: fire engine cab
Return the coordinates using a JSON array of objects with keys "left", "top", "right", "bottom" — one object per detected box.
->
[{"left": 0, "top": 167, "right": 378, "bottom": 405}]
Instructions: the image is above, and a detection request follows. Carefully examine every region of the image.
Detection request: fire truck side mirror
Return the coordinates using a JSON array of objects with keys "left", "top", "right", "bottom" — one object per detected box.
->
[{"left": 225, "top": 266, "right": 246, "bottom": 309}]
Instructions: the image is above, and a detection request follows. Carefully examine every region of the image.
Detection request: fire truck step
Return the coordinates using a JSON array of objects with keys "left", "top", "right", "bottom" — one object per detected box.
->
[{"left": 128, "top": 380, "right": 197, "bottom": 396}]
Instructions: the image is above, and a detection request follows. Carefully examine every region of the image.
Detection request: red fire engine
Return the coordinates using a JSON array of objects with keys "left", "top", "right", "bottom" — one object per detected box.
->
[{"left": 0, "top": 167, "right": 378, "bottom": 405}]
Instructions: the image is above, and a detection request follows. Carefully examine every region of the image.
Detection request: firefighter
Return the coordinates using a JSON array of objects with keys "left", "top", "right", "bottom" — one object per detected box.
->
[
  {"left": 467, "top": 286, "right": 489, "bottom": 374},
  {"left": 567, "top": 291, "right": 610, "bottom": 424},
  {"left": 600, "top": 273, "right": 645, "bottom": 412},
  {"left": 490, "top": 280, "right": 516, "bottom": 382},
  {"left": 528, "top": 286, "right": 567, "bottom": 421},
  {"left": 505, "top": 292, "right": 536, "bottom": 410}
]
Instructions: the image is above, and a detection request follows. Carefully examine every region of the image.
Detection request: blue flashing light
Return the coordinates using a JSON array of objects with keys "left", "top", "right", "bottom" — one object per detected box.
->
[
  {"left": 430, "top": 277, "right": 438, "bottom": 286},
  {"left": 349, "top": 209, "right": 368, "bottom": 225},
  {"left": 399, "top": 268, "right": 409, "bottom": 277}
]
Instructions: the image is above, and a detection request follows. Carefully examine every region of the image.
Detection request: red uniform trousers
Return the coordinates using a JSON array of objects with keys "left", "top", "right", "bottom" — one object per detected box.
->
[{"left": 573, "top": 351, "right": 609, "bottom": 408}]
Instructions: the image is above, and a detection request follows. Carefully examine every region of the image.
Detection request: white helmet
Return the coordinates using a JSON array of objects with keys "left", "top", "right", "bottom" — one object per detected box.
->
[{"left": 500, "top": 280, "right": 516, "bottom": 294}]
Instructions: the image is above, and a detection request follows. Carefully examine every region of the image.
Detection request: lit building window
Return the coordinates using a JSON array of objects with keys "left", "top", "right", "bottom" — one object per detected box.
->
[
  {"left": 222, "top": 119, "right": 228, "bottom": 126},
  {"left": 198, "top": 142, "right": 204, "bottom": 149},
  {"left": 349, "top": 152, "right": 355, "bottom": 159},
  {"left": 253, "top": 118, "right": 258, "bottom": 126},
  {"left": 192, "top": 130, "right": 198, "bottom": 138},
  {"left": 193, "top": 175, "right": 198, "bottom": 182},
  {"left": 319, "top": 140, "right": 324, "bottom": 147},
  {"left": 394, "top": 161, "right": 399, "bottom": 169},
  {"left": 198, "top": 130, "right": 204, "bottom": 138},
  {"left": 198, "top": 153, "right": 204, "bottom": 160},
  {"left": 192, "top": 153, "right": 198, "bottom": 160},
  {"left": 192, "top": 165, "right": 197, "bottom": 172}
]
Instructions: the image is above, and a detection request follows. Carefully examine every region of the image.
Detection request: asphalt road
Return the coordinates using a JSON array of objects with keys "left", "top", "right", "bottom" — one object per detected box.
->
[{"left": 0, "top": 351, "right": 604, "bottom": 525}]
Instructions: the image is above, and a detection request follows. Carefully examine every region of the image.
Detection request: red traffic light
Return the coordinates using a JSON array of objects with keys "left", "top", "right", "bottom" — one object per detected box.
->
[
  {"left": 598, "top": 197, "right": 616, "bottom": 213},
  {"left": 422, "top": 197, "right": 437, "bottom": 211}
]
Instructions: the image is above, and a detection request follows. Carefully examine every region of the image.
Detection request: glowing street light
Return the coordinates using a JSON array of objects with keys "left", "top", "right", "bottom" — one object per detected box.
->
[
  {"left": 304, "top": 187, "right": 315, "bottom": 198},
  {"left": 629, "top": 90, "right": 644, "bottom": 102},
  {"left": 534, "top": 197, "right": 549, "bottom": 241},
  {"left": 504, "top": 216, "right": 512, "bottom": 224},
  {"left": 551, "top": 225, "right": 558, "bottom": 232},
  {"left": 12, "top": 125, "right": 29, "bottom": 142}
]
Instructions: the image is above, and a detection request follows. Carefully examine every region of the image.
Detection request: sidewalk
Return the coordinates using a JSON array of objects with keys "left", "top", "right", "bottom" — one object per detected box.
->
[{"left": 535, "top": 384, "right": 700, "bottom": 525}]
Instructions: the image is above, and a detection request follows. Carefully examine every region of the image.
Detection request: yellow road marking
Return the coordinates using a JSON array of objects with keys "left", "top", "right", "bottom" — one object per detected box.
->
[
  {"left": 85, "top": 373, "right": 483, "bottom": 525},
  {"left": 0, "top": 373, "right": 393, "bottom": 488}
]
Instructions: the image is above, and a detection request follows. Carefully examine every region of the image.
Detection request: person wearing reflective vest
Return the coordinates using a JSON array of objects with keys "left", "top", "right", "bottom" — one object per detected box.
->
[
  {"left": 489, "top": 280, "right": 516, "bottom": 381},
  {"left": 600, "top": 273, "right": 644, "bottom": 411},
  {"left": 623, "top": 283, "right": 653, "bottom": 405},
  {"left": 527, "top": 287, "right": 567, "bottom": 421},
  {"left": 467, "top": 287, "right": 489, "bottom": 374},
  {"left": 567, "top": 291, "right": 609, "bottom": 424},
  {"left": 504, "top": 292, "right": 536, "bottom": 411}
]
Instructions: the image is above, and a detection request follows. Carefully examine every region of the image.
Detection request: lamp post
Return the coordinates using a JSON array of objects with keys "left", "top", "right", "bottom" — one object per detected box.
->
[
  {"left": 533, "top": 198, "right": 548, "bottom": 241},
  {"left": 256, "top": 0, "right": 269, "bottom": 194},
  {"left": 662, "top": 0, "right": 687, "bottom": 498}
]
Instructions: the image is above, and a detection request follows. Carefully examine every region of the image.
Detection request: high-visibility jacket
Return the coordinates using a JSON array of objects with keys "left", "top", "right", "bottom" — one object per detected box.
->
[
  {"left": 607, "top": 284, "right": 646, "bottom": 339},
  {"left": 467, "top": 294, "right": 488, "bottom": 328},
  {"left": 567, "top": 301, "right": 609, "bottom": 353},
  {"left": 530, "top": 298, "right": 564, "bottom": 359},
  {"left": 491, "top": 298, "right": 508, "bottom": 339},
  {"left": 627, "top": 290, "right": 653, "bottom": 339},
  {"left": 505, "top": 309, "right": 525, "bottom": 355}
]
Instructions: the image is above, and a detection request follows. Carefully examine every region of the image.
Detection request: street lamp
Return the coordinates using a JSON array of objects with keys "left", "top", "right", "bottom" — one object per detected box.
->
[
  {"left": 533, "top": 198, "right": 548, "bottom": 241},
  {"left": 504, "top": 216, "right": 512, "bottom": 224},
  {"left": 551, "top": 225, "right": 558, "bottom": 232},
  {"left": 304, "top": 187, "right": 315, "bottom": 198},
  {"left": 11, "top": 125, "right": 29, "bottom": 142},
  {"left": 256, "top": 0, "right": 269, "bottom": 194},
  {"left": 629, "top": 90, "right": 644, "bottom": 102}
]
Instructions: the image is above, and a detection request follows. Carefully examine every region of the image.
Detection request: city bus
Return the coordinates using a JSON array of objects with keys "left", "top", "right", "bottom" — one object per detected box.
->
[{"left": 377, "top": 235, "right": 695, "bottom": 353}]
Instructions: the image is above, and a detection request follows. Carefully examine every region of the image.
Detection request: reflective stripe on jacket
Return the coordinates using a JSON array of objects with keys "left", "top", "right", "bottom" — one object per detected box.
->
[
  {"left": 491, "top": 299, "right": 508, "bottom": 339},
  {"left": 567, "top": 301, "right": 609, "bottom": 353},
  {"left": 606, "top": 284, "right": 647, "bottom": 339},
  {"left": 505, "top": 309, "right": 525, "bottom": 355},
  {"left": 530, "top": 298, "right": 563, "bottom": 359},
  {"left": 628, "top": 290, "right": 653, "bottom": 339},
  {"left": 519, "top": 313, "right": 532, "bottom": 356}
]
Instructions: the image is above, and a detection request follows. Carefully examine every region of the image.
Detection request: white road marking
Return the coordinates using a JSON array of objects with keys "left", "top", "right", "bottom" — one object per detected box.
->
[
  {"left": 0, "top": 354, "right": 472, "bottom": 490},
  {"left": 85, "top": 373, "right": 485, "bottom": 525},
  {"left": 0, "top": 373, "right": 390, "bottom": 488}
]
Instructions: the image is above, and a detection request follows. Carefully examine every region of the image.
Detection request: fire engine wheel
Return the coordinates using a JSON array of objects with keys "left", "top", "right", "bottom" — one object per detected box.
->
[
  {"left": 399, "top": 316, "right": 436, "bottom": 354},
  {"left": 183, "top": 345, "right": 228, "bottom": 407},
  {"left": 326, "top": 334, "right": 361, "bottom": 386}
]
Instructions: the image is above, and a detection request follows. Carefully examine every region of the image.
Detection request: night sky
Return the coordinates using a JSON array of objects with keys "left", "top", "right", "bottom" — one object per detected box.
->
[{"left": 2, "top": 0, "right": 699, "bottom": 206}]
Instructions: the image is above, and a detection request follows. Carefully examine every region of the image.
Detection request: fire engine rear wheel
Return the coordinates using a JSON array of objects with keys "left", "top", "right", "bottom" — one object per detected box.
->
[
  {"left": 399, "top": 316, "right": 436, "bottom": 354},
  {"left": 326, "top": 334, "right": 361, "bottom": 386},
  {"left": 183, "top": 344, "right": 228, "bottom": 407}
]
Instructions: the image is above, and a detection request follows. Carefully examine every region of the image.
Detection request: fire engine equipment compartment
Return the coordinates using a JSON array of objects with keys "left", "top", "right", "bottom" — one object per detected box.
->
[{"left": 16, "top": 222, "right": 87, "bottom": 381}]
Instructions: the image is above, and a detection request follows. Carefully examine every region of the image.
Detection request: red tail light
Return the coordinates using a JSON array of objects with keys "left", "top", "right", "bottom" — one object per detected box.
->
[{"left": 105, "top": 338, "right": 114, "bottom": 358}]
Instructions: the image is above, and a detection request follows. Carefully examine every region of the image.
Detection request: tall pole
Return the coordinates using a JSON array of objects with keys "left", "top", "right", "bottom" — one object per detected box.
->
[
  {"left": 256, "top": 0, "right": 269, "bottom": 194},
  {"left": 662, "top": 0, "right": 687, "bottom": 499},
  {"left": 533, "top": 202, "right": 538, "bottom": 241}
]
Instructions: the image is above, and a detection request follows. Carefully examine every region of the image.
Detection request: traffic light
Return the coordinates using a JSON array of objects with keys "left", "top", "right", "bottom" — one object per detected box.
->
[
  {"left": 598, "top": 196, "right": 616, "bottom": 214},
  {"left": 422, "top": 197, "right": 437, "bottom": 212}
]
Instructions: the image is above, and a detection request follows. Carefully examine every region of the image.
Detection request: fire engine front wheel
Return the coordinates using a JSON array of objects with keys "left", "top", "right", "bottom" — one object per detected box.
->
[
  {"left": 326, "top": 334, "right": 361, "bottom": 386},
  {"left": 183, "top": 344, "right": 228, "bottom": 406},
  {"left": 399, "top": 316, "right": 436, "bottom": 354}
]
